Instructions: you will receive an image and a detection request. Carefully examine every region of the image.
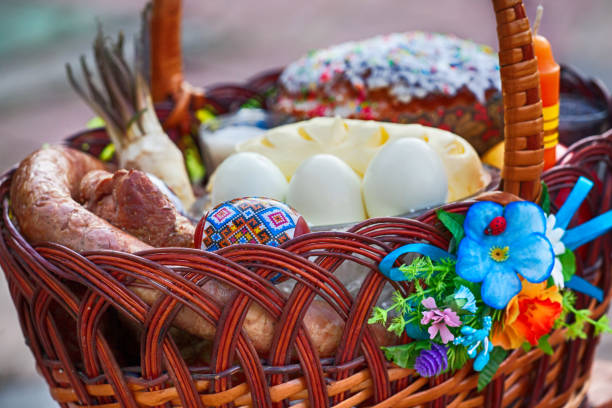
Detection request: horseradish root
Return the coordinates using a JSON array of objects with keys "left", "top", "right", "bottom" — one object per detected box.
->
[{"left": 66, "top": 26, "right": 195, "bottom": 209}]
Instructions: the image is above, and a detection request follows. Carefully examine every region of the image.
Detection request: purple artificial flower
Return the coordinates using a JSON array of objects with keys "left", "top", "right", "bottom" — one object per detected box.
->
[
  {"left": 414, "top": 343, "right": 448, "bottom": 377},
  {"left": 420, "top": 297, "right": 461, "bottom": 344}
]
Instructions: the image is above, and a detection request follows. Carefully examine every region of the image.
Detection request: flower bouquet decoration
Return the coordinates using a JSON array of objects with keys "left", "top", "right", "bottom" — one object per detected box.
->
[{"left": 370, "top": 177, "right": 612, "bottom": 389}]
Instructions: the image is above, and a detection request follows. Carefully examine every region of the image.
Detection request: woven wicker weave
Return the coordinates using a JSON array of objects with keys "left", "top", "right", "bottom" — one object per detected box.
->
[{"left": 1, "top": 0, "right": 612, "bottom": 407}]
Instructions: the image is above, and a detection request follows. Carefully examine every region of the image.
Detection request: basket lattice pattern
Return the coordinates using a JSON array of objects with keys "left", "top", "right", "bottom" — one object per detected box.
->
[{"left": 1, "top": 132, "right": 611, "bottom": 407}]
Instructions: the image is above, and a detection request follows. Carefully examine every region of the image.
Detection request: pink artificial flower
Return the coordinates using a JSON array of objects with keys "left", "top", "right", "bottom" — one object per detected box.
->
[{"left": 421, "top": 297, "right": 461, "bottom": 344}]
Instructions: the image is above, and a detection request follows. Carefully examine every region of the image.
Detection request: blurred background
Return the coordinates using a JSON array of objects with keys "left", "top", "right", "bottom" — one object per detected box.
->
[{"left": 1, "top": 0, "right": 611, "bottom": 406}]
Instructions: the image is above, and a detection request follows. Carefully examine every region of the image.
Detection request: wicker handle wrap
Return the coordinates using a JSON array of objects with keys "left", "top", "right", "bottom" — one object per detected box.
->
[
  {"left": 494, "top": 0, "right": 544, "bottom": 200},
  {"left": 150, "top": 0, "right": 544, "bottom": 201}
]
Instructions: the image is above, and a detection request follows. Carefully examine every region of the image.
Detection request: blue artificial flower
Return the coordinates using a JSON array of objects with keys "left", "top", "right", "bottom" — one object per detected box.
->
[
  {"left": 453, "top": 316, "right": 493, "bottom": 372},
  {"left": 456, "top": 201, "right": 555, "bottom": 309},
  {"left": 453, "top": 285, "right": 477, "bottom": 313}
]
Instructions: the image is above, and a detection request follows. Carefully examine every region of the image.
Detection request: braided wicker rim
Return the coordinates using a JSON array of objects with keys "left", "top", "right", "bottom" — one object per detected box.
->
[{"left": 1, "top": 132, "right": 612, "bottom": 407}]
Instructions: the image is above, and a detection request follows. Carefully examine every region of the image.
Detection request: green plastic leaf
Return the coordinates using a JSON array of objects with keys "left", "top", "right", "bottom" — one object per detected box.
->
[
  {"left": 382, "top": 344, "right": 412, "bottom": 368},
  {"left": 86, "top": 116, "right": 105, "bottom": 129},
  {"left": 399, "top": 257, "right": 432, "bottom": 281},
  {"left": 477, "top": 347, "right": 507, "bottom": 391},
  {"left": 490, "top": 308, "right": 505, "bottom": 323},
  {"left": 559, "top": 249, "right": 576, "bottom": 282},
  {"left": 567, "top": 324, "right": 588, "bottom": 340},
  {"left": 436, "top": 210, "right": 465, "bottom": 245},
  {"left": 447, "top": 345, "right": 470, "bottom": 372},
  {"left": 368, "top": 307, "right": 388, "bottom": 326},
  {"left": 381, "top": 340, "right": 431, "bottom": 368},
  {"left": 540, "top": 182, "right": 551, "bottom": 214},
  {"left": 575, "top": 309, "right": 590, "bottom": 326},
  {"left": 388, "top": 315, "right": 407, "bottom": 337},
  {"left": 595, "top": 315, "right": 612, "bottom": 336},
  {"left": 564, "top": 307, "right": 590, "bottom": 340},
  {"left": 537, "top": 334, "right": 554, "bottom": 355},
  {"left": 521, "top": 342, "right": 532, "bottom": 353},
  {"left": 448, "top": 237, "right": 458, "bottom": 254},
  {"left": 563, "top": 290, "right": 577, "bottom": 309},
  {"left": 99, "top": 143, "right": 115, "bottom": 162},
  {"left": 392, "top": 291, "right": 412, "bottom": 315}
]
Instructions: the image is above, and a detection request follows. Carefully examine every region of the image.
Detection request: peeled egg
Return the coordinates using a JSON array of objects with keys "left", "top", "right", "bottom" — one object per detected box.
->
[
  {"left": 363, "top": 138, "right": 448, "bottom": 217},
  {"left": 286, "top": 154, "right": 366, "bottom": 226},
  {"left": 211, "top": 152, "right": 288, "bottom": 206}
]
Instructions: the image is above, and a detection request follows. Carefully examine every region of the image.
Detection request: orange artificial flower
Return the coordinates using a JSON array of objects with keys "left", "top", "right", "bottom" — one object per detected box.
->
[{"left": 491, "top": 280, "right": 563, "bottom": 350}]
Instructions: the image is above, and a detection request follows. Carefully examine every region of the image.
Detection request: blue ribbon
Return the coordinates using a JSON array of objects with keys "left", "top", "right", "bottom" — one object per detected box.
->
[
  {"left": 563, "top": 210, "right": 612, "bottom": 251},
  {"left": 379, "top": 243, "right": 455, "bottom": 281},
  {"left": 555, "top": 177, "right": 594, "bottom": 230},
  {"left": 566, "top": 275, "right": 604, "bottom": 303},
  {"left": 552, "top": 176, "right": 611, "bottom": 301}
]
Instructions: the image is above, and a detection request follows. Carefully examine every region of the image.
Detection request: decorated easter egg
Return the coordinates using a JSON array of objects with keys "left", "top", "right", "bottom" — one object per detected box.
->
[
  {"left": 363, "top": 138, "right": 448, "bottom": 217},
  {"left": 286, "top": 154, "right": 366, "bottom": 226},
  {"left": 211, "top": 152, "right": 289, "bottom": 206},
  {"left": 195, "top": 197, "right": 309, "bottom": 251}
]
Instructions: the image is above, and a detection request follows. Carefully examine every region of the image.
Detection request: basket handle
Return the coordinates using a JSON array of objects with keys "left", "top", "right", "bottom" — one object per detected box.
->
[
  {"left": 493, "top": 0, "right": 544, "bottom": 201},
  {"left": 149, "top": 0, "right": 184, "bottom": 103},
  {"left": 150, "top": 0, "right": 544, "bottom": 201}
]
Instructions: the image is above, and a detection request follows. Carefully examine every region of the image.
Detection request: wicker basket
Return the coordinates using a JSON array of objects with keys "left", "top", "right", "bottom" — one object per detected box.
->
[{"left": 2, "top": 0, "right": 612, "bottom": 406}]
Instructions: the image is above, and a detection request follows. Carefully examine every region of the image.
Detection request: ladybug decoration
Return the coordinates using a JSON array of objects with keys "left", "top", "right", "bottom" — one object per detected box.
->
[{"left": 485, "top": 216, "right": 507, "bottom": 236}]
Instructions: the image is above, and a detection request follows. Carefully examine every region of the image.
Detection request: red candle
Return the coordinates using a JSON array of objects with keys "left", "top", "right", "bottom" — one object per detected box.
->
[{"left": 533, "top": 6, "right": 560, "bottom": 170}]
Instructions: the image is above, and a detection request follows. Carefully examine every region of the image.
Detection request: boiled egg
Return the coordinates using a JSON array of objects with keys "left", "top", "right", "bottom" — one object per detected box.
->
[
  {"left": 211, "top": 152, "right": 288, "bottom": 205},
  {"left": 286, "top": 154, "right": 366, "bottom": 226},
  {"left": 363, "top": 138, "right": 448, "bottom": 217}
]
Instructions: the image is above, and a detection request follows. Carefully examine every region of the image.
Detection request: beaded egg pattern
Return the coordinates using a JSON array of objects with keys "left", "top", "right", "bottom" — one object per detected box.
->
[{"left": 198, "top": 197, "right": 302, "bottom": 251}]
